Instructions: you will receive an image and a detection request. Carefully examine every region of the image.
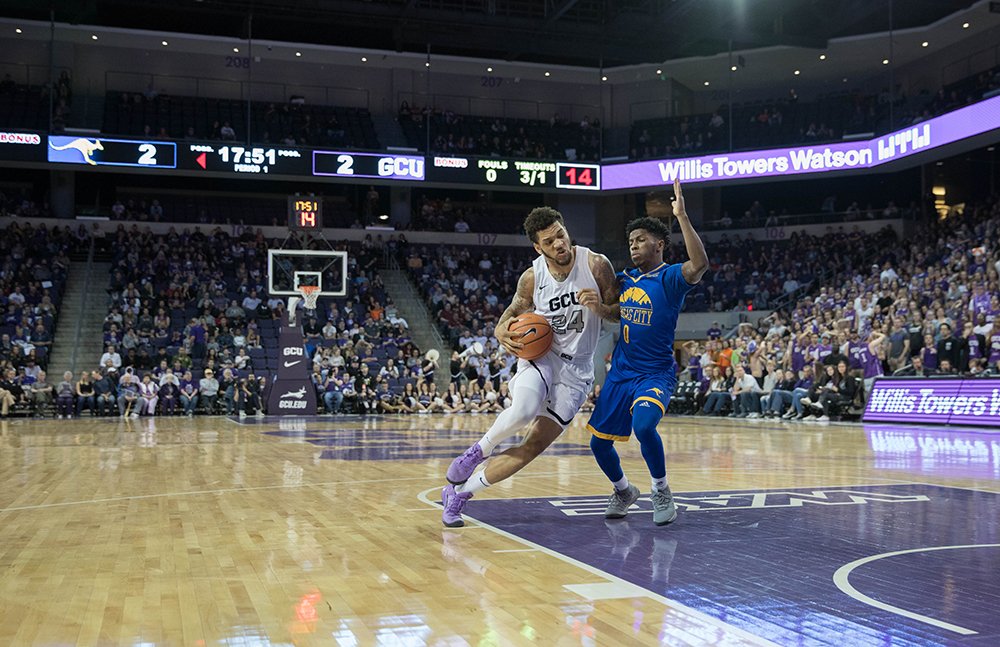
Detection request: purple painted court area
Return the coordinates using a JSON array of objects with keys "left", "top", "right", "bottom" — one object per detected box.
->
[
  {"left": 467, "top": 484, "right": 1000, "bottom": 646},
  {"left": 262, "top": 423, "right": 592, "bottom": 461}
]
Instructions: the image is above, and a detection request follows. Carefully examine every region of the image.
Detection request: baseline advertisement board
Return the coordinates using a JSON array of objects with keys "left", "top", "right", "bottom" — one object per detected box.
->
[{"left": 863, "top": 377, "right": 1000, "bottom": 429}]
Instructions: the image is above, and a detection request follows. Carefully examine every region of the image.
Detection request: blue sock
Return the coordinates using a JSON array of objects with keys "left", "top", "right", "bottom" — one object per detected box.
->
[
  {"left": 632, "top": 402, "right": 666, "bottom": 480},
  {"left": 590, "top": 435, "right": 623, "bottom": 483}
]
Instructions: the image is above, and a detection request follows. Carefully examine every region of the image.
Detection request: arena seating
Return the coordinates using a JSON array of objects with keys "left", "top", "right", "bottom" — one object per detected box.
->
[
  {"left": 0, "top": 83, "right": 49, "bottom": 132},
  {"left": 101, "top": 91, "right": 379, "bottom": 150},
  {"left": 398, "top": 105, "right": 601, "bottom": 161},
  {"left": 0, "top": 222, "right": 77, "bottom": 417},
  {"left": 678, "top": 196, "right": 1000, "bottom": 422},
  {"left": 59, "top": 227, "right": 420, "bottom": 417},
  {"left": 630, "top": 66, "right": 1000, "bottom": 160}
]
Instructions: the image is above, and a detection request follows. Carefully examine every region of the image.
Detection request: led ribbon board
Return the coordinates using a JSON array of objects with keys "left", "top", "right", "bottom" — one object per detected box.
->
[{"left": 602, "top": 94, "right": 1000, "bottom": 190}]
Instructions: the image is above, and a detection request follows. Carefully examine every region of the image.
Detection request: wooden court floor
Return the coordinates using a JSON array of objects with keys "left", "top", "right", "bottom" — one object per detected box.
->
[{"left": 0, "top": 412, "right": 997, "bottom": 646}]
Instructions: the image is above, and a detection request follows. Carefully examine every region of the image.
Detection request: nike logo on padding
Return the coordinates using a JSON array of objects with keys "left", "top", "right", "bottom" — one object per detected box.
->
[{"left": 283, "top": 360, "right": 302, "bottom": 367}]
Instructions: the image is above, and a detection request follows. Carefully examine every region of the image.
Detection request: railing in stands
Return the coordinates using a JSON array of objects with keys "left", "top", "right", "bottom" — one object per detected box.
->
[
  {"left": 385, "top": 254, "right": 447, "bottom": 353},
  {"left": 68, "top": 236, "right": 96, "bottom": 374}
]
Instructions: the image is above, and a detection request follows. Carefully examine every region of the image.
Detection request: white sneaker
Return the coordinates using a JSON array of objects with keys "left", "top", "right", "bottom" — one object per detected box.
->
[
  {"left": 803, "top": 415, "right": 817, "bottom": 422},
  {"left": 130, "top": 412, "right": 139, "bottom": 419},
  {"left": 255, "top": 411, "right": 265, "bottom": 417},
  {"left": 747, "top": 412, "right": 760, "bottom": 419},
  {"left": 800, "top": 397, "right": 812, "bottom": 406},
  {"left": 238, "top": 411, "right": 247, "bottom": 418},
  {"left": 816, "top": 415, "right": 830, "bottom": 422},
  {"left": 781, "top": 411, "right": 795, "bottom": 420}
]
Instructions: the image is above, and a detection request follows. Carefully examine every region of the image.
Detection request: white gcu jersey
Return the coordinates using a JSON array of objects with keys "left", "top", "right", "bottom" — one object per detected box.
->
[
  {"left": 510, "top": 245, "right": 602, "bottom": 427},
  {"left": 531, "top": 245, "right": 601, "bottom": 372}
]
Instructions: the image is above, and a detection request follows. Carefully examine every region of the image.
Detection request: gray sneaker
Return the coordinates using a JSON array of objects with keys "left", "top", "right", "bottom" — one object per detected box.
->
[
  {"left": 604, "top": 484, "right": 640, "bottom": 519},
  {"left": 651, "top": 486, "right": 678, "bottom": 526}
]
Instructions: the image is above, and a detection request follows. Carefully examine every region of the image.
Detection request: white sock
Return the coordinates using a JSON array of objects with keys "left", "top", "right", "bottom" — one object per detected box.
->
[
  {"left": 475, "top": 378, "right": 545, "bottom": 456},
  {"left": 652, "top": 476, "right": 667, "bottom": 492},
  {"left": 612, "top": 476, "right": 630, "bottom": 491},
  {"left": 456, "top": 470, "right": 491, "bottom": 495}
]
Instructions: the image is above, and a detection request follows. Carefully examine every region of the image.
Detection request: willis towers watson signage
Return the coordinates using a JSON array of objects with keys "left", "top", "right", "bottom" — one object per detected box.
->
[
  {"left": 864, "top": 378, "right": 1000, "bottom": 429},
  {"left": 266, "top": 326, "right": 318, "bottom": 415}
]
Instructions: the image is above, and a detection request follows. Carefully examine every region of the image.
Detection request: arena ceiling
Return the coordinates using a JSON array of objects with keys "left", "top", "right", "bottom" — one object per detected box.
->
[{"left": 0, "top": 0, "right": 981, "bottom": 68}]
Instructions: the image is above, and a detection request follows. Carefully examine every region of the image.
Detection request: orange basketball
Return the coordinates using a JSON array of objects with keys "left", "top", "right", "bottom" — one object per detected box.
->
[{"left": 508, "top": 313, "right": 553, "bottom": 360}]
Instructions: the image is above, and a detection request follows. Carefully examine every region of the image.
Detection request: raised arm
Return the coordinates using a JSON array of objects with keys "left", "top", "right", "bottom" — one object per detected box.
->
[
  {"left": 494, "top": 267, "right": 536, "bottom": 354},
  {"left": 579, "top": 252, "right": 620, "bottom": 322},
  {"left": 672, "top": 178, "right": 709, "bottom": 285}
]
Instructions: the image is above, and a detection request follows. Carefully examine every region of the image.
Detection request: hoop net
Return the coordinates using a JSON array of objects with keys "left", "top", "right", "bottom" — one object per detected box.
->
[{"left": 298, "top": 285, "right": 320, "bottom": 311}]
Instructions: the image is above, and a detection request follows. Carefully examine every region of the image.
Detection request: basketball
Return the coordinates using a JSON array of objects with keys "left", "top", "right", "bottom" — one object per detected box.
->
[{"left": 508, "top": 313, "right": 553, "bottom": 360}]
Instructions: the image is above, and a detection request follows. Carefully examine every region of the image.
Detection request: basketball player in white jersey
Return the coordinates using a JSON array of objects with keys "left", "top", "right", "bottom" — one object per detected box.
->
[{"left": 442, "top": 206, "right": 620, "bottom": 527}]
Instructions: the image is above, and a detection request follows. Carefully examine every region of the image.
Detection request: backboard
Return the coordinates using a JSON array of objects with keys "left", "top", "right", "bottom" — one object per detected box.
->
[{"left": 267, "top": 249, "right": 348, "bottom": 298}]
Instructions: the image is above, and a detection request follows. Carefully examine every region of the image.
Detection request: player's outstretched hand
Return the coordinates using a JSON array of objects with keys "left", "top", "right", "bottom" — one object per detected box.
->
[
  {"left": 672, "top": 177, "right": 687, "bottom": 219},
  {"left": 496, "top": 322, "right": 525, "bottom": 355},
  {"left": 578, "top": 288, "right": 601, "bottom": 314}
]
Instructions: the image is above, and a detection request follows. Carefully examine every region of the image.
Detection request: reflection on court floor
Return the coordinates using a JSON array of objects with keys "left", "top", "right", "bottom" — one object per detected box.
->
[
  {"left": 2, "top": 414, "right": 999, "bottom": 645},
  {"left": 464, "top": 483, "right": 1000, "bottom": 647}
]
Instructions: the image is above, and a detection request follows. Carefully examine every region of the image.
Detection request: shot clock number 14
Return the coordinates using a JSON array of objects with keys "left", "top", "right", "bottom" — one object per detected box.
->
[{"left": 288, "top": 197, "right": 323, "bottom": 229}]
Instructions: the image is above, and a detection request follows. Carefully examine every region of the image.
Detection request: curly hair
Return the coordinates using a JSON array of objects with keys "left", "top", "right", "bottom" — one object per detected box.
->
[
  {"left": 523, "top": 206, "right": 565, "bottom": 243},
  {"left": 626, "top": 216, "right": 671, "bottom": 242}
]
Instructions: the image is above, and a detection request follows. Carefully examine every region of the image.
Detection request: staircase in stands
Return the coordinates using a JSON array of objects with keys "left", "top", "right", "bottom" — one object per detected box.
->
[{"left": 380, "top": 267, "right": 453, "bottom": 391}]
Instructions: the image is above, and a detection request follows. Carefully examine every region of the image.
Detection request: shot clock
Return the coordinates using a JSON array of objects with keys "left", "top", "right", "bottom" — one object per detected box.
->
[{"left": 288, "top": 197, "right": 323, "bottom": 230}]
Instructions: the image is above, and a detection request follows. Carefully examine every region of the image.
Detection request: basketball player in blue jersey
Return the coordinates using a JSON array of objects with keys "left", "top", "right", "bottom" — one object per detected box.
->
[{"left": 588, "top": 178, "right": 709, "bottom": 525}]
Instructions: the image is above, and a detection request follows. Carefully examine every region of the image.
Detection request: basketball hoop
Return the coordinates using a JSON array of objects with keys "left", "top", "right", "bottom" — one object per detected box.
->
[{"left": 298, "top": 285, "right": 320, "bottom": 311}]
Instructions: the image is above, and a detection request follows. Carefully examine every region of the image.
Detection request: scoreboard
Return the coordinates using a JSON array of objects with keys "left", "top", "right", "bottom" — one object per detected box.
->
[
  {"left": 427, "top": 157, "right": 600, "bottom": 190},
  {"left": 30, "top": 132, "right": 601, "bottom": 191},
  {"left": 11, "top": 93, "right": 1000, "bottom": 192}
]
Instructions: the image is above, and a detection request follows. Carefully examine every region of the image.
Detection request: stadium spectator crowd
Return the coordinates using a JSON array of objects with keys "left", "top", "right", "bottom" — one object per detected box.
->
[
  {"left": 399, "top": 102, "right": 601, "bottom": 161},
  {"left": 676, "top": 196, "right": 1000, "bottom": 422},
  {"left": 3, "top": 224, "right": 434, "bottom": 418},
  {"left": 0, "top": 221, "right": 77, "bottom": 417},
  {"left": 631, "top": 65, "right": 1000, "bottom": 161}
]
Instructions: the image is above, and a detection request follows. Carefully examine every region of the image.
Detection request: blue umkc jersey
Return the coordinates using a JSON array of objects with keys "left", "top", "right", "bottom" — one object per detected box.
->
[{"left": 613, "top": 262, "right": 694, "bottom": 376}]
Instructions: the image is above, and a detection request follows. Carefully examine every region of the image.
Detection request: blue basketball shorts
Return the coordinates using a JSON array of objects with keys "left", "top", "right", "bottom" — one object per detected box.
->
[{"left": 587, "top": 371, "right": 676, "bottom": 442}]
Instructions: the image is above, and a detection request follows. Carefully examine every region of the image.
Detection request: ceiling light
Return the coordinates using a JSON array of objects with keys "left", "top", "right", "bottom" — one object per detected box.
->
[
  {"left": 378, "top": 213, "right": 389, "bottom": 221},
  {"left": 601, "top": 75, "right": 608, "bottom": 81},
  {"left": 161, "top": 40, "right": 168, "bottom": 46},
  {"left": 361, "top": 57, "right": 368, "bottom": 62},
  {"left": 233, "top": 47, "right": 239, "bottom": 53},
  {"left": 921, "top": 41, "right": 929, "bottom": 47},
  {"left": 843, "top": 77, "right": 848, "bottom": 83},
  {"left": 425, "top": 61, "right": 430, "bottom": 67},
  {"left": 794, "top": 70, "right": 801, "bottom": 75},
  {"left": 544, "top": 71, "right": 550, "bottom": 77},
  {"left": 731, "top": 65, "right": 737, "bottom": 71},
  {"left": 882, "top": 59, "right": 889, "bottom": 65},
  {"left": 655, "top": 69, "right": 662, "bottom": 75},
  {"left": 486, "top": 66, "right": 492, "bottom": 72},
  {"left": 987, "top": 146, "right": 995, "bottom": 152},
  {"left": 15, "top": 28, "right": 22, "bottom": 34},
  {"left": 819, "top": 54, "right": 826, "bottom": 60},
  {"left": 91, "top": 34, "right": 98, "bottom": 40},
  {"left": 962, "top": 22, "right": 970, "bottom": 29},
  {"left": 703, "top": 81, "right": 710, "bottom": 86},
  {"left": 295, "top": 51, "right": 301, "bottom": 57}
]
